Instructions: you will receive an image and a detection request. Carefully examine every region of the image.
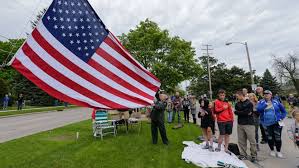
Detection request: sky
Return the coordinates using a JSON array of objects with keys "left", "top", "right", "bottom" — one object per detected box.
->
[{"left": 0, "top": 0, "right": 299, "bottom": 76}]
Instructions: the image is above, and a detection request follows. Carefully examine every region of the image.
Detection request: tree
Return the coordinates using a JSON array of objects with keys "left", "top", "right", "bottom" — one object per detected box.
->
[
  {"left": 189, "top": 55, "right": 256, "bottom": 98},
  {"left": 261, "top": 69, "right": 280, "bottom": 94},
  {"left": 11, "top": 73, "right": 55, "bottom": 106},
  {"left": 0, "top": 9, "right": 55, "bottom": 106},
  {"left": 119, "top": 19, "right": 202, "bottom": 92},
  {"left": 272, "top": 54, "right": 299, "bottom": 94},
  {"left": 0, "top": 78, "right": 8, "bottom": 99}
]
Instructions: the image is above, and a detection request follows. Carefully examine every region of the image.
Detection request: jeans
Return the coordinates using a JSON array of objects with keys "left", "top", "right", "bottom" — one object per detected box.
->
[
  {"left": 237, "top": 125, "right": 257, "bottom": 157},
  {"left": 183, "top": 108, "right": 190, "bottom": 122},
  {"left": 167, "top": 111, "right": 173, "bottom": 123},
  {"left": 253, "top": 117, "right": 260, "bottom": 143},
  {"left": 260, "top": 124, "right": 267, "bottom": 142},
  {"left": 264, "top": 123, "right": 283, "bottom": 152},
  {"left": 3, "top": 101, "right": 8, "bottom": 110},
  {"left": 172, "top": 109, "right": 181, "bottom": 123}
]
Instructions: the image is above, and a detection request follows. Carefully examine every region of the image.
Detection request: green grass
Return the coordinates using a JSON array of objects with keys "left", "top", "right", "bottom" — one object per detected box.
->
[
  {"left": 0, "top": 106, "right": 77, "bottom": 117},
  {"left": 2, "top": 106, "right": 42, "bottom": 111},
  {"left": 0, "top": 120, "right": 201, "bottom": 168}
]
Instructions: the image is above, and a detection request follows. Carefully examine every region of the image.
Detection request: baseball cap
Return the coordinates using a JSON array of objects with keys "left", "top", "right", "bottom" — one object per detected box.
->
[{"left": 264, "top": 90, "right": 272, "bottom": 95}]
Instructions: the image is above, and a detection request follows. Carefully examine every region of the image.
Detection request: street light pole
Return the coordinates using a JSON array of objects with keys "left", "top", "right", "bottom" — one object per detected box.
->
[
  {"left": 244, "top": 42, "right": 255, "bottom": 86},
  {"left": 226, "top": 41, "right": 255, "bottom": 89}
]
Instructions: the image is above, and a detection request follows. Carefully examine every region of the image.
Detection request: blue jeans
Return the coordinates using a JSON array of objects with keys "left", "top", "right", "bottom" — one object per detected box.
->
[
  {"left": 172, "top": 109, "right": 181, "bottom": 123},
  {"left": 167, "top": 111, "right": 173, "bottom": 123},
  {"left": 3, "top": 101, "right": 8, "bottom": 110}
]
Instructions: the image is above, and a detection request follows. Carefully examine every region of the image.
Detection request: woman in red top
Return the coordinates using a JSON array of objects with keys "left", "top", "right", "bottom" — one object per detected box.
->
[{"left": 214, "top": 89, "right": 234, "bottom": 154}]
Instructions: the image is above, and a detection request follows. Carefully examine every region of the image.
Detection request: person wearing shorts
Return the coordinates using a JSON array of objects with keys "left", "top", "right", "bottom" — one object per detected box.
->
[
  {"left": 214, "top": 89, "right": 234, "bottom": 154},
  {"left": 218, "top": 121, "right": 233, "bottom": 135}
]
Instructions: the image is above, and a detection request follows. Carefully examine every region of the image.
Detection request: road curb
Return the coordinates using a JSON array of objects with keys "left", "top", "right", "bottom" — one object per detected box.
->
[{"left": 0, "top": 110, "right": 64, "bottom": 119}]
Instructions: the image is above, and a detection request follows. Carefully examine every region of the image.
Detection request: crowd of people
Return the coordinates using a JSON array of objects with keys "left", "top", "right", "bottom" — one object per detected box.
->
[{"left": 149, "top": 87, "right": 299, "bottom": 165}]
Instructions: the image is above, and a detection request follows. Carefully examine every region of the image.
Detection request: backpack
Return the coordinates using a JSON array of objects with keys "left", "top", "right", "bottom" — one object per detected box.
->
[{"left": 228, "top": 143, "right": 240, "bottom": 156}]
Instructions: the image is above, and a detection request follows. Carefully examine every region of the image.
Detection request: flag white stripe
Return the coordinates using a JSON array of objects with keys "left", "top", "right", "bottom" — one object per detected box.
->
[
  {"left": 101, "top": 41, "right": 160, "bottom": 87},
  {"left": 15, "top": 49, "right": 110, "bottom": 109},
  {"left": 107, "top": 33, "right": 153, "bottom": 77},
  {"left": 26, "top": 36, "right": 148, "bottom": 108},
  {"left": 37, "top": 23, "right": 154, "bottom": 104},
  {"left": 91, "top": 53, "right": 155, "bottom": 97}
]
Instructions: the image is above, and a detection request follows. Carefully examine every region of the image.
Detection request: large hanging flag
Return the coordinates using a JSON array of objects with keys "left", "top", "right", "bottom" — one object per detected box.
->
[{"left": 9, "top": 0, "right": 160, "bottom": 109}]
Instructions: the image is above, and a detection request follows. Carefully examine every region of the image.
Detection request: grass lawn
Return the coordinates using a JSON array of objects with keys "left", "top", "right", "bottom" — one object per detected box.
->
[
  {"left": 0, "top": 120, "right": 201, "bottom": 168},
  {"left": 0, "top": 106, "right": 77, "bottom": 117}
]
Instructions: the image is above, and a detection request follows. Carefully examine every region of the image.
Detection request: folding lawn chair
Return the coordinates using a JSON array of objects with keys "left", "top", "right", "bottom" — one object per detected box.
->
[{"left": 93, "top": 110, "right": 117, "bottom": 140}]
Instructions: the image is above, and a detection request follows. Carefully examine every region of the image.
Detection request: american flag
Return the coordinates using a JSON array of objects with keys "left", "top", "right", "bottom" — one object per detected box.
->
[{"left": 9, "top": 0, "right": 160, "bottom": 109}]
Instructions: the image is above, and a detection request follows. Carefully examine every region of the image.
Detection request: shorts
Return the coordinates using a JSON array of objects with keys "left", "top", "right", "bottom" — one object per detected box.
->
[{"left": 218, "top": 121, "right": 233, "bottom": 135}]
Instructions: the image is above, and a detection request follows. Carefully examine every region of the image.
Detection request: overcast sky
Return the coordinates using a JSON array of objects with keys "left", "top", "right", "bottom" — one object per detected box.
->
[{"left": 1, "top": 0, "right": 298, "bottom": 76}]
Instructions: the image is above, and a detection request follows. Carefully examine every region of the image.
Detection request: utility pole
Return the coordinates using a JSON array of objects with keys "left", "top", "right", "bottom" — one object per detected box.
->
[{"left": 202, "top": 45, "right": 213, "bottom": 100}]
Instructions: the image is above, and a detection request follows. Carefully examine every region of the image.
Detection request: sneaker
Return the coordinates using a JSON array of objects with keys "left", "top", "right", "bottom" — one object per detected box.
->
[
  {"left": 208, "top": 146, "right": 214, "bottom": 152},
  {"left": 276, "top": 152, "right": 285, "bottom": 159},
  {"left": 260, "top": 140, "right": 267, "bottom": 144},
  {"left": 238, "top": 155, "right": 247, "bottom": 160},
  {"left": 269, "top": 151, "right": 276, "bottom": 157},
  {"left": 202, "top": 145, "right": 209, "bottom": 149},
  {"left": 215, "top": 147, "right": 221, "bottom": 152}
]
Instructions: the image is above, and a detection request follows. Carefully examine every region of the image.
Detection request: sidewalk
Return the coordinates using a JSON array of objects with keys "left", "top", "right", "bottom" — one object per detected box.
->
[{"left": 230, "top": 118, "right": 299, "bottom": 168}]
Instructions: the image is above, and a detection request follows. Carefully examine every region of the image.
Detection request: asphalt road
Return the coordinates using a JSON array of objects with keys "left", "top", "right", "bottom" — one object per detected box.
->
[{"left": 0, "top": 108, "right": 91, "bottom": 143}]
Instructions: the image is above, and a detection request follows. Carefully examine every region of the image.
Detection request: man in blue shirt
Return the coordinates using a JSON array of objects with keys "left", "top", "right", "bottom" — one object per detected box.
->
[{"left": 2, "top": 94, "right": 9, "bottom": 110}]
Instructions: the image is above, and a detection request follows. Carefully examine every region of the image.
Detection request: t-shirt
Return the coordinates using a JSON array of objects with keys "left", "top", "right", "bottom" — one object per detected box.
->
[{"left": 262, "top": 104, "right": 277, "bottom": 126}]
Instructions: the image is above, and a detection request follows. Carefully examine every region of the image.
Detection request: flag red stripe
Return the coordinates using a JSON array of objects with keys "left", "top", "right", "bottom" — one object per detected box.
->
[
  {"left": 22, "top": 42, "right": 128, "bottom": 109},
  {"left": 107, "top": 33, "right": 160, "bottom": 82},
  {"left": 96, "top": 48, "right": 159, "bottom": 92},
  {"left": 88, "top": 59, "right": 154, "bottom": 100},
  {"left": 11, "top": 59, "right": 97, "bottom": 109},
  {"left": 31, "top": 29, "right": 150, "bottom": 106}
]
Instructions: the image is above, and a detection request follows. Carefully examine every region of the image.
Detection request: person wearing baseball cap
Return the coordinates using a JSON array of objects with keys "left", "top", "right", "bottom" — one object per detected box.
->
[{"left": 256, "top": 90, "right": 287, "bottom": 158}]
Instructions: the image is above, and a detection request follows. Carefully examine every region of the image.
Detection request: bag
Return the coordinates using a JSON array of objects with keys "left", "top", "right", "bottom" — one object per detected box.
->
[
  {"left": 295, "top": 127, "right": 299, "bottom": 147},
  {"left": 228, "top": 143, "right": 240, "bottom": 156}
]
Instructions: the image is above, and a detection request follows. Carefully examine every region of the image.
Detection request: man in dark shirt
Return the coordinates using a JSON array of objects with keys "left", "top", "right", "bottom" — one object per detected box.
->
[
  {"left": 235, "top": 90, "right": 257, "bottom": 162},
  {"left": 150, "top": 92, "right": 168, "bottom": 145},
  {"left": 17, "top": 94, "right": 24, "bottom": 110}
]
